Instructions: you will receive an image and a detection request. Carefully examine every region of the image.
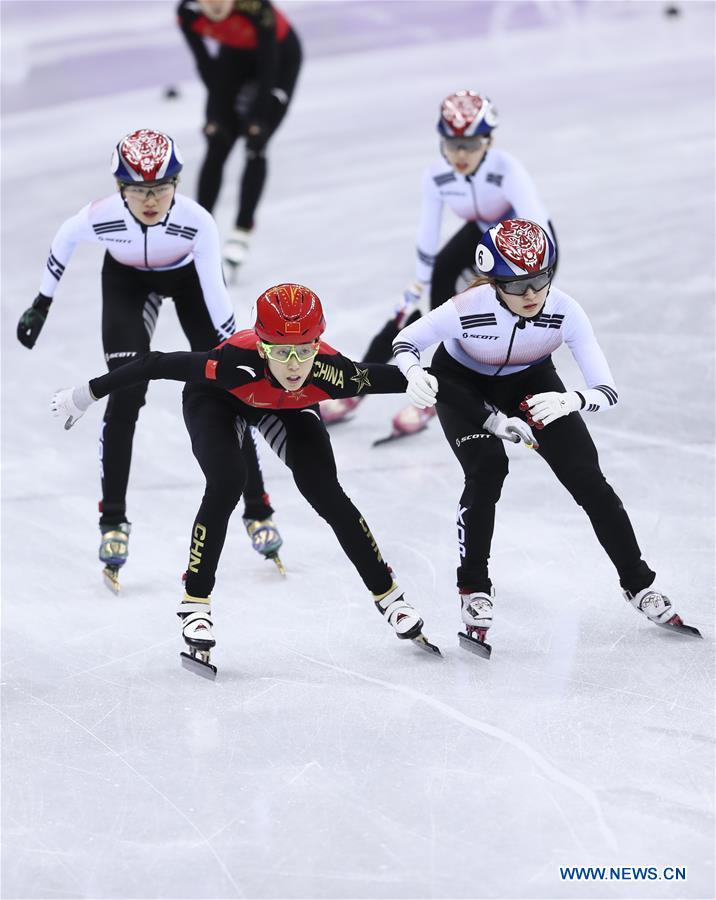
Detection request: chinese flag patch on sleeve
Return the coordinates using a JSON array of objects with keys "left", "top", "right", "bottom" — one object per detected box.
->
[{"left": 205, "top": 359, "right": 218, "bottom": 380}]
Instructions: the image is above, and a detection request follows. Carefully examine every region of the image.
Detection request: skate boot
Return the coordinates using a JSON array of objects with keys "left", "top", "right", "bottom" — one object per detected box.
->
[
  {"left": 374, "top": 404, "right": 437, "bottom": 446},
  {"left": 178, "top": 593, "right": 217, "bottom": 678},
  {"left": 624, "top": 587, "right": 702, "bottom": 638},
  {"left": 222, "top": 227, "right": 251, "bottom": 282},
  {"left": 374, "top": 583, "right": 441, "bottom": 655},
  {"left": 320, "top": 396, "right": 364, "bottom": 426},
  {"left": 458, "top": 588, "right": 494, "bottom": 659},
  {"left": 99, "top": 522, "right": 131, "bottom": 594},
  {"left": 243, "top": 516, "right": 286, "bottom": 576}
]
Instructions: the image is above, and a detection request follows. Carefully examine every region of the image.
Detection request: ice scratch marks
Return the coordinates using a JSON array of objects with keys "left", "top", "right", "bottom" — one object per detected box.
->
[
  {"left": 291, "top": 650, "right": 618, "bottom": 852},
  {"left": 13, "top": 687, "right": 244, "bottom": 898}
]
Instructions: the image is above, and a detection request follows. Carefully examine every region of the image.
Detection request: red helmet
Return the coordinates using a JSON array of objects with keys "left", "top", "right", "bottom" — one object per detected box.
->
[
  {"left": 254, "top": 283, "right": 326, "bottom": 343},
  {"left": 438, "top": 91, "right": 498, "bottom": 138}
]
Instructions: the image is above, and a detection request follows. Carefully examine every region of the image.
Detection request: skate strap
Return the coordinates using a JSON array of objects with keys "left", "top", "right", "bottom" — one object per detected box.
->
[
  {"left": 250, "top": 524, "right": 278, "bottom": 543},
  {"left": 376, "top": 596, "right": 415, "bottom": 627},
  {"left": 180, "top": 610, "right": 213, "bottom": 629},
  {"left": 464, "top": 595, "right": 493, "bottom": 611},
  {"left": 245, "top": 521, "right": 281, "bottom": 553},
  {"left": 100, "top": 530, "right": 129, "bottom": 548}
]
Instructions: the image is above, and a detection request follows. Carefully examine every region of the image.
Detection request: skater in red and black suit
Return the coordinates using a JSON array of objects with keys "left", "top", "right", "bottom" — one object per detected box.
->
[
  {"left": 177, "top": 0, "right": 302, "bottom": 272},
  {"left": 52, "top": 284, "right": 442, "bottom": 675}
]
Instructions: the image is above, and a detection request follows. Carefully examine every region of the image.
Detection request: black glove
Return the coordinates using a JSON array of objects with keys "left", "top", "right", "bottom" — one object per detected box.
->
[{"left": 17, "top": 293, "right": 52, "bottom": 349}]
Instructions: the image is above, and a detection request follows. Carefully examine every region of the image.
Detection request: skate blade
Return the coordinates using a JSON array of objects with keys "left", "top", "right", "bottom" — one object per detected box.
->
[
  {"left": 180, "top": 650, "right": 217, "bottom": 679},
  {"left": 102, "top": 565, "right": 121, "bottom": 594},
  {"left": 458, "top": 630, "right": 492, "bottom": 659},
  {"left": 373, "top": 425, "right": 428, "bottom": 447},
  {"left": 266, "top": 552, "right": 287, "bottom": 577},
  {"left": 412, "top": 633, "right": 442, "bottom": 656},
  {"left": 654, "top": 619, "right": 703, "bottom": 639}
]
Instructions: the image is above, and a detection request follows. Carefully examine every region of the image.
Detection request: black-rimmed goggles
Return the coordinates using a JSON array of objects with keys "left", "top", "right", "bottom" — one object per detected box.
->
[
  {"left": 442, "top": 135, "right": 489, "bottom": 153},
  {"left": 495, "top": 268, "right": 553, "bottom": 296}
]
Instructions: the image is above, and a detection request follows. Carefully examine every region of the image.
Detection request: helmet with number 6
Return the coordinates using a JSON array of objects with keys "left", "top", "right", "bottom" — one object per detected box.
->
[
  {"left": 475, "top": 219, "right": 556, "bottom": 280},
  {"left": 254, "top": 284, "right": 326, "bottom": 343},
  {"left": 438, "top": 91, "right": 498, "bottom": 138},
  {"left": 111, "top": 129, "right": 183, "bottom": 184}
]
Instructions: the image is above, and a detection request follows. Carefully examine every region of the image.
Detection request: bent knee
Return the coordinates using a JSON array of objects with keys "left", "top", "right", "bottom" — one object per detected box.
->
[
  {"left": 203, "top": 475, "right": 244, "bottom": 510},
  {"left": 462, "top": 454, "right": 509, "bottom": 500},
  {"left": 567, "top": 470, "right": 619, "bottom": 508}
]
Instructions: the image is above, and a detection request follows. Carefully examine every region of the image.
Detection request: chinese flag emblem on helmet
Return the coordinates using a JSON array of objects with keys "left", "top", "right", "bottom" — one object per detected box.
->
[{"left": 254, "top": 283, "right": 326, "bottom": 343}]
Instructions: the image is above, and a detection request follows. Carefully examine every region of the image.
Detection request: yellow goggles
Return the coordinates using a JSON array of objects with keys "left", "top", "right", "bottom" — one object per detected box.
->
[{"left": 260, "top": 341, "right": 319, "bottom": 363}]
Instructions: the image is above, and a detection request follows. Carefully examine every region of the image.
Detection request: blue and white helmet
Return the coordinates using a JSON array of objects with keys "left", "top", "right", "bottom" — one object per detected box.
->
[
  {"left": 475, "top": 219, "right": 556, "bottom": 280},
  {"left": 437, "top": 91, "right": 498, "bottom": 138},
  {"left": 111, "top": 129, "right": 183, "bottom": 184}
]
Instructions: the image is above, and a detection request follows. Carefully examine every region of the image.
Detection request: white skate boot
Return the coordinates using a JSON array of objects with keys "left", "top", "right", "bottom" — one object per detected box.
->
[
  {"left": 458, "top": 588, "right": 494, "bottom": 659},
  {"left": 624, "top": 587, "right": 702, "bottom": 637},
  {"left": 319, "top": 396, "right": 364, "bottom": 425},
  {"left": 374, "top": 404, "right": 437, "bottom": 446},
  {"left": 243, "top": 516, "right": 285, "bottom": 575},
  {"left": 222, "top": 227, "right": 251, "bottom": 281},
  {"left": 374, "top": 583, "right": 440, "bottom": 655},
  {"left": 178, "top": 594, "right": 217, "bottom": 678},
  {"left": 99, "top": 522, "right": 131, "bottom": 594}
]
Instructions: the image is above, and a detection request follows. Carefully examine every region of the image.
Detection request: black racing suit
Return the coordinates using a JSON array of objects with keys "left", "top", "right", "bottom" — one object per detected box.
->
[
  {"left": 89, "top": 340, "right": 407, "bottom": 599},
  {"left": 178, "top": 0, "right": 302, "bottom": 230},
  {"left": 99, "top": 253, "right": 271, "bottom": 526}
]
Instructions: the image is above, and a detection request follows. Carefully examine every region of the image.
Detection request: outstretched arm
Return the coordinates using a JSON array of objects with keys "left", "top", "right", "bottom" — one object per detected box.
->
[{"left": 51, "top": 350, "right": 210, "bottom": 429}]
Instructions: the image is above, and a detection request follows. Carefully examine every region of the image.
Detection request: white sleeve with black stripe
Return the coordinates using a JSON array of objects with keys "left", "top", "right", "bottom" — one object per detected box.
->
[
  {"left": 563, "top": 298, "right": 619, "bottom": 412},
  {"left": 190, "top": 204, "right": 236, "bottom": 341},
  {"left": 414, "top": 166, "right": 445, "bottom": 285},
  {"left": 38, "top": 203, "right": 93, "bottom": 298},
  {"left": 392, "top": 299, "right": 462, "bottom": 376}
]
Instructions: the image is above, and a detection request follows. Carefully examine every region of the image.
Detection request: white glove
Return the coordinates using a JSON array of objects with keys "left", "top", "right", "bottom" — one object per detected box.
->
[
  {"left": 406, "top": 366, "right": 438, "bottom": 409},
  {"left": 525, "top": 391, "right": 582, "bottom": 426},
  {"left": 484, "top": 411, "right": 537, "bottom": 448},
  {"left": 50, "top": 383, "right": 96, "bottom": 430}
]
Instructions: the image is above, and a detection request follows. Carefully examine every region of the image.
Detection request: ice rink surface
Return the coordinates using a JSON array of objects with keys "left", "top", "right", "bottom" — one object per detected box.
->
[{"left": 1, "top": 2, "right": 714, "bottom": 898}]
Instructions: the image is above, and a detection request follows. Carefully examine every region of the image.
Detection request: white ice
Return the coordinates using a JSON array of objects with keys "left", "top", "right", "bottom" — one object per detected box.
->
[{"left": 1, "top": 2, "right": 714, "bottom": 898}]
